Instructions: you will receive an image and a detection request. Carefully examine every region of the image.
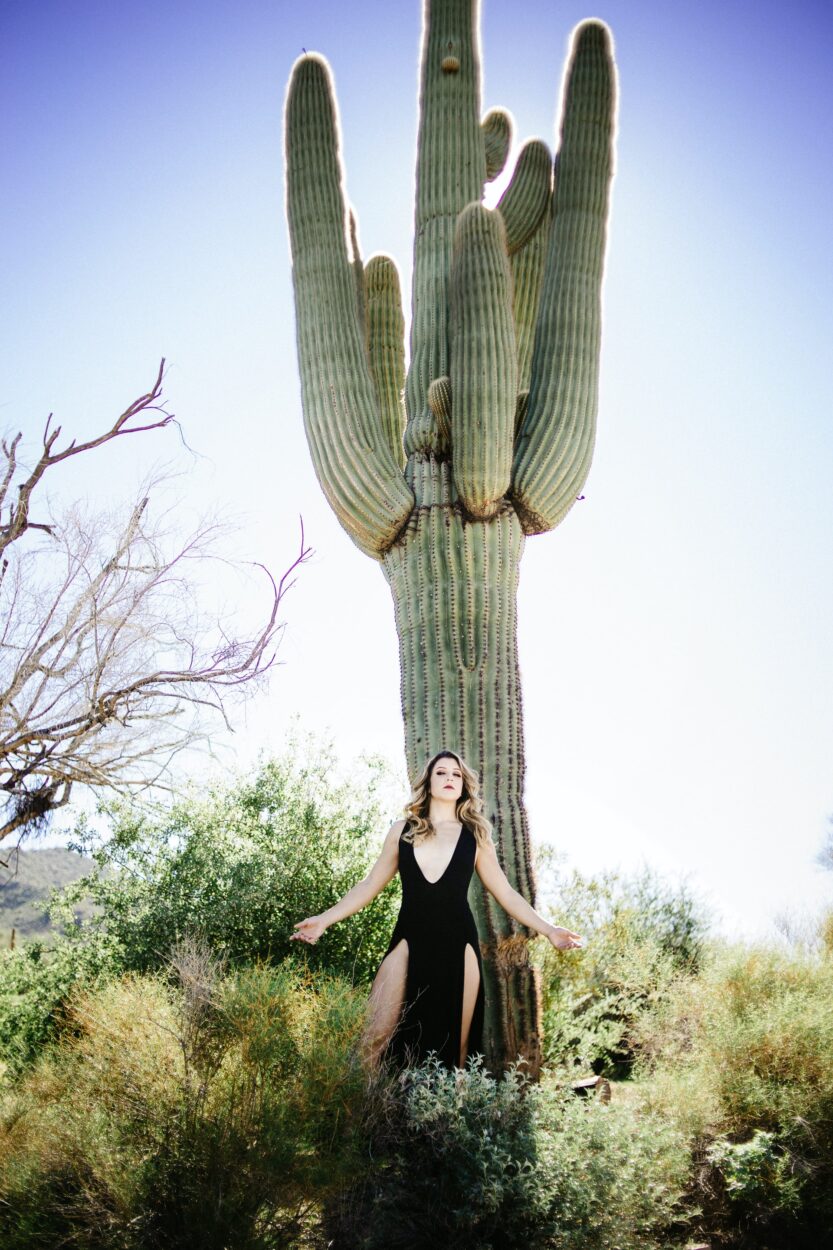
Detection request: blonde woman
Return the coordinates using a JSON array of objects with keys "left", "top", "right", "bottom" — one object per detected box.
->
[{"left": 291, "top": 750, "right": 582, "bottom": 1070}]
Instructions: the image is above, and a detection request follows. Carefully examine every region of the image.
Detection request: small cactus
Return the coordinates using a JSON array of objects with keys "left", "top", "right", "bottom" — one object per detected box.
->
[{"left": 285, "top": 0, "right": 616, "bottom": 1073}]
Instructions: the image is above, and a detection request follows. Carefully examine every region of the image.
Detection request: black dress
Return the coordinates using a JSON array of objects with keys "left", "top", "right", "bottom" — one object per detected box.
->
[{"left": 380, "top": 820, "right": 486, "bottom": 1070}]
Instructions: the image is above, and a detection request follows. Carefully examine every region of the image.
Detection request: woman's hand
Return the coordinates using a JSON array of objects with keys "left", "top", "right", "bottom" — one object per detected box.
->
[
  {"left": 290, "top": 915, "right": 329, "bottom": 945},
  {"left": 546, "top": 925, "right": 583, "bottom": 951}
]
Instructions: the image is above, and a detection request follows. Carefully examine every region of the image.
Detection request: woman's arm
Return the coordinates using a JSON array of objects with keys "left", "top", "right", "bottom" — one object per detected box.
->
[
  {"left": 290, "top": 819, "right": 405, "bottom": 944},
  {"left": 475, "top": 839, "right": 583, "bottom": 951}
]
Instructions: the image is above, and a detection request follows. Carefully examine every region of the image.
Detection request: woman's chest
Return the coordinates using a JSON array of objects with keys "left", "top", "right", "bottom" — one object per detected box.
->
[{"left": 402, "top": 828, "right": 472, "bottom": 887}]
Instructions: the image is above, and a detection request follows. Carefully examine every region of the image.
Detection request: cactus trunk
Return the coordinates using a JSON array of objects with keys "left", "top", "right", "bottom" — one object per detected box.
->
[{"left": 382, "top": 457, "right": 540, "bottom": 1070}]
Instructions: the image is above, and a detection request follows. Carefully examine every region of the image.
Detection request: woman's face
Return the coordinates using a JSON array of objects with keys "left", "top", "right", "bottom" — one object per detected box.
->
[{"left": 430, "top": 756, "right": 464, "bottom": 805}]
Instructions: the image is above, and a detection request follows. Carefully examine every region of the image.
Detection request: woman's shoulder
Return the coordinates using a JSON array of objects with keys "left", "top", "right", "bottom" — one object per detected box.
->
[
  {"left": 465, "top": 822, "right": 493, "bottom": 852},
  {"left": 380, "top": 819, "right": 408, "bottom": 857},
  {"left": 466, "top": 823, "right": 484, "bottom": 852}
]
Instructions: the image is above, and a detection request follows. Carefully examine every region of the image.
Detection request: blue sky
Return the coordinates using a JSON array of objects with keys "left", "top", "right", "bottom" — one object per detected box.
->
[{"left": 2, "top": 0, "right": 832, "bottom": 938}]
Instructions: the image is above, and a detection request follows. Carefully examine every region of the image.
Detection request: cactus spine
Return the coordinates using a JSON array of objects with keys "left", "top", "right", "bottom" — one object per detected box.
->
[{"left": 285, "top": 0, "right": 616, "bottom": 1074}]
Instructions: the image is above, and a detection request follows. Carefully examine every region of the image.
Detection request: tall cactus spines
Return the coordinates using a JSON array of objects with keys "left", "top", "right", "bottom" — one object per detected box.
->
[{"left": 285, "top": 0, "right": 616, "bottom": 1073}]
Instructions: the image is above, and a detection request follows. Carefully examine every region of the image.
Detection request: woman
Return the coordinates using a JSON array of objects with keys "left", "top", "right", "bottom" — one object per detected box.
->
[{"left": 291, "top": 750, "right": 582, "bottom": 1071}]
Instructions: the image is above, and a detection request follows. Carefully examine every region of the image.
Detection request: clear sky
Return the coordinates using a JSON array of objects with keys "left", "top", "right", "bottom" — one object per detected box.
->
[{"left": 2, "top": 0, "right": 832, "bottom": 939}]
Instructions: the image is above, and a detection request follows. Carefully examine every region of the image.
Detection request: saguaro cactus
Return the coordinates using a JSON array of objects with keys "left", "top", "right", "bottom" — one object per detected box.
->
[{"left": 285, "top": 0, "right": 616, "bottom": 1074}]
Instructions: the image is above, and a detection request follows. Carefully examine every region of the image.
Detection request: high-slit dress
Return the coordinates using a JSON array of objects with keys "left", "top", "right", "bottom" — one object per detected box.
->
[{"left": 379, "top": 820, "right": 486, "bottom": 1070}]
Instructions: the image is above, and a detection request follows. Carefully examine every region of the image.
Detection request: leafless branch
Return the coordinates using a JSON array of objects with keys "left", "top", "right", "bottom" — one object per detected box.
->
[
  {"left": 0, "top": 369, "right": 312, "bottom": 856},
  {"left": 0, "top": 359, "right": 173, "bottom": 560}
]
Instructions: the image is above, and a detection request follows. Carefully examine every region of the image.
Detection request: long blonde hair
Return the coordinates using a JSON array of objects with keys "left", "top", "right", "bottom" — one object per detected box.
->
[{"left": 401, "top": 750, "right": 493, "bottom": 848}]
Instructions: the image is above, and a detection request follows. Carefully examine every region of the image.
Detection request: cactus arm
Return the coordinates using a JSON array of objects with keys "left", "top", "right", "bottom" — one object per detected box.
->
[
  {"left": 482, "top": 107, "right": 512, "bottom": 181},
  {"left": 349, "top": 211, "right": 367, "bottom": 337},
  {"left": 427, "top": 375, "right": 452, "bottom": 451},
  {"left": 510, "top": 201, "right": 552, "bottom": 391},
  {"left": 365, "top": 255, "right": 407, "bottom": 470},
  {"left": 285, "top": 55, "right": 414, "bottom": 557},
  {"left": 496, "top": 139, "right": 552, "bottom": 255},
  {"left": 405, "top": 0, "right": 486, "bottom": 434},
  {"left": 450, "top": 204, "right": 517, "bottom": 518},
  {"left": 511, "top": 22, "right": 616, "bottom": 535}
]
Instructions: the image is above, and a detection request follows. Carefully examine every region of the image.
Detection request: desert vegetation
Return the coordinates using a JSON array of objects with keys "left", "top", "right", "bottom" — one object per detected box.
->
[{"left": 2, "top": 738, "right": 831, "bottom": 1249}]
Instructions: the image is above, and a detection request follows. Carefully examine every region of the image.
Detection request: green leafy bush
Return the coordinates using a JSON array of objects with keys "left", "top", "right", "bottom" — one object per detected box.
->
[
  {"left": 0, "top": 946, "right": 370, "bottom": 1250},
  {"left": 0, "top": 736, "right": 401, "bottom": 1076},
  {"left": 706, "top": 1129, "right": 803, "bottom": 1215},
  {"left": 0, "top": 932, "right": 119, "bottom": 1079},
  {"left": 328, "top": 1059, "right": 692, "bottom": 1250},
  {"left": 534, "top": 858, "right": 707, "bottom": 1076},
  {"left": 634, "top": 942, "right": 833, "bottom": 1246},
  {"left": 55, "top": 737, "right": 400, "bottom": 986}
]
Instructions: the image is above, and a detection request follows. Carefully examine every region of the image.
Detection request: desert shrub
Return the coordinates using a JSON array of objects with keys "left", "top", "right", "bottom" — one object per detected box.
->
[
  {"left": 634, "top": 942, "right": 833, "bottom": 1247},
  {"left": 772, "top": 902, "right": 833, "bottom": 957},
  {"left": 0, "top": 735, "right": 401, "bottom": 1075},
  {"left": 53, "top": 733, "right": 402, "bottom": 984},
  {"left": 537, "top": 856, "right": 708, "bottom": 971},
  {"left": 328, "top": 1058, "right": 692, "bottom": 1250},
  {"left": 706, "top": 1130, "right": 803, "bottom": 1216},
  {"left": 0, "top": 931, "right": 118, "bottom": 1079},
  {"left": 534, "top": 857, "right": 708, "bottom": 1075},
  {"left": 821, "top": 907, "right": 833, "bottom": 958},
  {"left": 0, "top": 946, "right": 370, "bottom": 1249}
]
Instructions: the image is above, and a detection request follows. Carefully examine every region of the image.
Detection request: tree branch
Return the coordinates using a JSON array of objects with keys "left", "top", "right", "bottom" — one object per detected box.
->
[
  {"left": 0, "top": 360, "right": 173, "bottom": 558},
  {"left": 0, "top": 370, "right": 311, "bottom": 850}
]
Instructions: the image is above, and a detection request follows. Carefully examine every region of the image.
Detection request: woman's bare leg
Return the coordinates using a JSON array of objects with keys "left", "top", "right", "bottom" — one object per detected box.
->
[
  {"left": 361, "top": 938, "right": 408, "bottom": 1069},
  {"left": 459, "top": 943, "right": 481, "bottom": 1067}
]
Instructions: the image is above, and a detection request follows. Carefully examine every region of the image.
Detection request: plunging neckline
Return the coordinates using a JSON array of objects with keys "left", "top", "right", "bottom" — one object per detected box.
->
[{"left": 411, "top": 826, "right": 465, "bottom": 886}]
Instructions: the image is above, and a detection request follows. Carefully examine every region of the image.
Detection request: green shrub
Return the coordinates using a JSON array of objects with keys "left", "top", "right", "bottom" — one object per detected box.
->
[
  {"left": 0, "top": 735, "right": 402, "bottom": 1076},
  {"left": 328, "top": 1059, "right": 692, "bottom": 1250},
  {"left": 537, "top": 856, "right": 708, "bottom": 971},
  {"left": 533, "top": 858, "right": 707, "bottom": 1076},
  {"left": 0, "top": 932, "right": 119, "bottom": 1080},
  {"left": 54, "top": 736, "right": 401, "bottom": 987},
  {"left": 0, "top": 946, "right": 370, "bottom": 1249},
  {"left": 706, "top": 1129, "right": 803, "bottom": 1215},
  {"left": 634, "top": 942, "right": 833, "bottom": 1246}
]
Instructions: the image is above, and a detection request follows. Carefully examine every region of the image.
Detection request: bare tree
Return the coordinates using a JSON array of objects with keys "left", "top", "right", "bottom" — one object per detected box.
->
[{"left": 0, "top": 361, "right": 310, "bottom": 850}]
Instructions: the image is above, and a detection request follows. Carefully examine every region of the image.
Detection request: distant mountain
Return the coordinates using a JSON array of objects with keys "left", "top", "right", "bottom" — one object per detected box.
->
[{"left": 0, "top": 847, "right": 98, "bottom": 947}]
